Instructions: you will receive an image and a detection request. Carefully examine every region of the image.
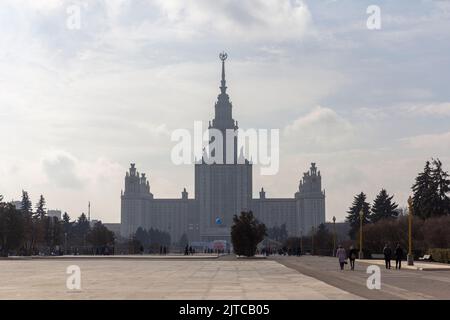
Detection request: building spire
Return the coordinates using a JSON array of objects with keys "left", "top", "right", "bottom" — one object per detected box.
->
[{"left": 219, "top": 51, "right": 228, "bottom": 94}]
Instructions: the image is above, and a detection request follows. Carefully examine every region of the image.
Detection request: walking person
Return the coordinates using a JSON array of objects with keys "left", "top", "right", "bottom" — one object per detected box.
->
[
  {"left": 336, "top": 245, "right": 347, "bottom": 271},
  {"left": 395, "top": 243, "right": 404, "bottom": 270},
  {"left": 348, "top": 245, "right": 358, "bottom": 271},
  {"left": 383, "top": 243, "right": 392, "bottom": 269}
]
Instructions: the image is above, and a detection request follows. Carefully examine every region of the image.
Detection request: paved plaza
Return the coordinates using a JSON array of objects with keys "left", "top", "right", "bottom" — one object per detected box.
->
[
  {"left": 0, "top": 257, "right": 359, "bottom": 300},
  {"left": 0, "top": 255, "right": 449, "bottom": 299},
  {"left": 274, "top": 256, "right": 450, "bottom": 300}
]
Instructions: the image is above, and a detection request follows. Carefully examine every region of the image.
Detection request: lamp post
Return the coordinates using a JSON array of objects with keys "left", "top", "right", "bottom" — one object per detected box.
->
[
  {"left": 359, "top": 209, "right": 364, "bottom": 259},
  {"left": 332, "top": 216, "right": 336, "bottom": 256},
  {"left": 311, "top": 226, "right": 315, "bottom": 255},
  {"left": 407, "top": 197, "right": 414, "bottom": 266}
]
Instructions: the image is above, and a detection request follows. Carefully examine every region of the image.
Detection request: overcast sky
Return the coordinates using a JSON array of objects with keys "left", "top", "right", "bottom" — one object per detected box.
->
[{"left": 1, "top": 0, "right": 449, "bottom": 223}]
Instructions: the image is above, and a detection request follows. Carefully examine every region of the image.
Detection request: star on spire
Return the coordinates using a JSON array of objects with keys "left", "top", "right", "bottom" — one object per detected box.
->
[{"left": 219, "top": 51, "right": 228, "bottom": 94}]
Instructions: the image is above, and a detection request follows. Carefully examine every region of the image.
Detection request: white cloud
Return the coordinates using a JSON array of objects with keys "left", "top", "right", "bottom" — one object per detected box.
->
[
  {"left": 354, "top": 107, "right": 388, "bottom": 120},
  {"left": 403, "top": 102, "right": 450, "bottom": 117},
  {"left": 41, "top": 150, "right": 84, "bottom": 189},
  {"left": 283, "top": 106, "right": 356, "bottom": 152},
  {"left": 401, "top": 131, "right": 450, "bottom": 152},
  {"left": 152, "top": 0, "right": 311, "bottom": 41}
]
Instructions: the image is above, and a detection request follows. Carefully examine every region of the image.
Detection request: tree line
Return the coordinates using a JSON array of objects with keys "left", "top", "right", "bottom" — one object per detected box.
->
[
  {"left": 133, "top": 227, "right": 171, "bottom": 253},
  {"left": 280, "top": 159, "right": 449, "bottom": 258},
  {"left": 346, "top": 158, "right": 450, "bottom": 240},
  {"left": 0, "top": 191, "right": 114, "bottom": 256},
  {"left": 342, "top": 158, "right": 450, "bottom": 259}
]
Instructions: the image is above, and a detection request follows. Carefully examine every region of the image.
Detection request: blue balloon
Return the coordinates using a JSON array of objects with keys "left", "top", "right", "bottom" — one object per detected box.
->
[{"left": 215, "top": 217, "right": 222, "bottom": 225}]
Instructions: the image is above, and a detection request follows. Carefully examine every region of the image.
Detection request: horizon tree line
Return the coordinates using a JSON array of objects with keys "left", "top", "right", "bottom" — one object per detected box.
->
[
  {"left": 0, "top": 191, "right": 115, "bottom": 256},
  {"left": 346, "top": 158, "right": 450, "bottom": 240}
]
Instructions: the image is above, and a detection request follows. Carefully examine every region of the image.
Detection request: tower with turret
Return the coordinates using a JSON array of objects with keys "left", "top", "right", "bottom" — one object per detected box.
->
[
  {"left": 295, "top": 163, "right": 326, "bottom": 235},
  {"left": 195, "top": 52, "right": 252, "bottom": 242},
  {"left": 120, "top": 53, "right": 326, "bottom": 248}
]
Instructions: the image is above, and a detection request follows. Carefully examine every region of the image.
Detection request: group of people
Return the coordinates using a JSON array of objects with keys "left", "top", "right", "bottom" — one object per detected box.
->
[
  {"left": 336, "top": 245, "right": 358, "bottom": 271},
  {"left": 138, "top": 245, "right": 168, "bottom": 255},
  {"left": 184, "top": 245, "right": 195, "bottom": 255},
  {"left": 335, "top": 243, "right": 405, "bottom": 271},
  {"left": 382, "top": 243, "right": 404, "bottom": 270}
]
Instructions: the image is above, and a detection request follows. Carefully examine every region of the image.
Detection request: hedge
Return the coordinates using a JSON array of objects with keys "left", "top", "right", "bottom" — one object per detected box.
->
[{"left": 428, "top": 248, "right": 450, "bottom": 264}]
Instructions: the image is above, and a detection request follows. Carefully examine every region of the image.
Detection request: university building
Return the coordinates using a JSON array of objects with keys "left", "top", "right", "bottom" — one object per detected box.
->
[{"left": 120, "top": 54, "right": 325, "bottom": 245}]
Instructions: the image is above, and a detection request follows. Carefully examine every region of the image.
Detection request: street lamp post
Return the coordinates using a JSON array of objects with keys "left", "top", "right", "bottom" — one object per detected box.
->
[
  {"left": 359, "top": 209, "right": 364, "bottom": 259},
  {"left": 332, "top": 216, "right": 336, "bottom": 256},
  {"left": 311, "top": 226, "right": 315, "bottom": 255},
  {"left": 407, "top": 197, "right": 414, "bottom": 266}
]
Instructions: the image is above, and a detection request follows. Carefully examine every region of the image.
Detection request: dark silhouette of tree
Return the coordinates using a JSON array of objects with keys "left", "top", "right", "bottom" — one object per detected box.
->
[
  {"left": 134, "top": 227, "right": 171, "bottom": 252},
  {"left": 412, "top": 159, "right": 450, "bottom": 218},
  {"left": 87, "top": 222, "right": 115, "bottom": 249},
  {"left": 43, "top": 216, "right": 62, "bottom": 251},
  {"left": 267, "top": 224, "right": 288, "bottom": 242},
  {"left": 346, "top": 192, "right": 371, "bottom": 240},
  {"left": 35, "top": 195, "right": 46, "bottom": 220},
  {"left": 62, "top": 212, "right": 72, "bottom": 234},
  {"left": 347, "top": 214, "right": 449, "bottom": 259},
  {"left": 423, "top": 215, "right": 450, "bottom": 249},
  {"left": 72, "top": 213, "right": 90, "bottom": 247},
  {"left": 21, "top": 191, "right": 34, "bottom": 254},
  {"left": 77, "top": 213, "right": 89, "bottom": 231},
  {"left": 0, "top": 199, "right": 25, "bottom": 256},
  {"left": 33, "top": 195, "right": 48, "bottom": 248},
  {"left": 370, "top": 189, "right": 399, "bottom": 222},
  {"left": 128, "top": 235, "right": 142, "bottom": 254},
  {"left": 231, "top": 211, "right": 266, "bottom": 257},
  {"left": 430, "top": 159, "right": 450, "bottom": 216},
  {"left": 20, "top": 190, "right": 32, "bottom": 215},
  {"left": 364, "top": 216, "right": 415, "bottom": 254},
  {"left": 135, "top": 227, "right": 148, "bottom": 247},
  {"left": 314, "top": 223, "right": 333, "bottom": 255}
]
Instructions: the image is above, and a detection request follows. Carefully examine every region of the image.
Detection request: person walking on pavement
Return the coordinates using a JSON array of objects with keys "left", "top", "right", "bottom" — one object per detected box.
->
[
  {"left": 336, "top": 245, "right": 347, "bottom": 271},
  {"left": 348, "top": 245, "right": 358, "bottom": 271},
  {"left": 383, "top": 243, "right": 392, "bottom": 269},
  {"left": 395, "top": 243, "right": 404, "bottom": 270}
]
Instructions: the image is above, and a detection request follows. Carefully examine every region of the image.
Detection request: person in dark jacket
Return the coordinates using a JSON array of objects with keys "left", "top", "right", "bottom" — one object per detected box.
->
[
  {"left": 395, "top": 243, "right": 404, "bottom": 270},
  {"left": 348, "top": 245, "right": 358, "bottom": 270},
  {"left": 383, "top": 244, "right": 392, "bottom": 269}
]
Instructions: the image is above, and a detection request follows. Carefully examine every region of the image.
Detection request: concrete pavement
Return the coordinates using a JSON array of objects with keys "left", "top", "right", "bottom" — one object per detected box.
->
[
  {"left": 273, "top": 255, "right": 450, "bottom": 300},
  {"left": 1, "top": 255, "right": 448, "bottom": 299},
  {"left": 358, "top": 259, "right": 450, "bottom": 271},
  {"left": 0, "top": 258, "right": 359, "bottom": 300}
]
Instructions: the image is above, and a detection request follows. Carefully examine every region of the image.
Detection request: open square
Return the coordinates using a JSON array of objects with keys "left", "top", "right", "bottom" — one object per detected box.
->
[{"left": 0, "top": 257, "right": 360, "bottom": 300}]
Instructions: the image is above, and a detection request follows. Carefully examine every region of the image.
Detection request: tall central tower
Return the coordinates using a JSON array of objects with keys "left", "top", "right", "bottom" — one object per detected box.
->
[
  {"left": 195, "top": 52, "right": 252, "bottom": 242},
  {"left": 208, "top": 52, "right": 239, "bottom": 164}
]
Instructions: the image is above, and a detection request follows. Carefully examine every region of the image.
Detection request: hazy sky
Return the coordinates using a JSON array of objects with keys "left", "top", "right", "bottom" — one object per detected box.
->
[{"left": 1, "top": 0, "right": 449, "bottom": 223}]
